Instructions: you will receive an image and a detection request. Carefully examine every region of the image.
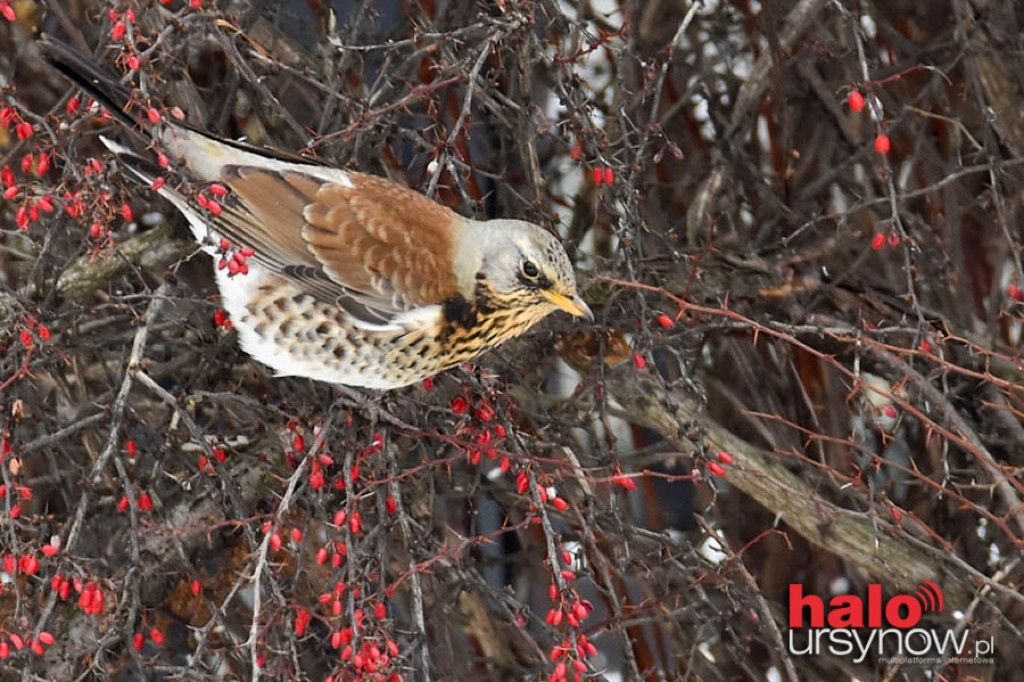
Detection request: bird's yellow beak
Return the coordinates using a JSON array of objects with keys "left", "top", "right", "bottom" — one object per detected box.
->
[{"left": 543, "top": 290, "right": 594, "bottom": 321}]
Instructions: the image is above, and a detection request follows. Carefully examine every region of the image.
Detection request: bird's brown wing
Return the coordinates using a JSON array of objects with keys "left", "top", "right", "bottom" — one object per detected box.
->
[{"left": 211, "top": 167, "right": 460, "bottom": 323}]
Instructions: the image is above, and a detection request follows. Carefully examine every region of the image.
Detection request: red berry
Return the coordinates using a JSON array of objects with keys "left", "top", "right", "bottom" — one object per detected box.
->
[
  {"left": 147, "top": 107, "right": 161, "bottom": 123},
  {"left": 1008, "top": 283, "right": 1023, "bottom": 302},
  {"left": 874, "top": 134, "right": 891, "bottom": 154},
  {"left": 612, "top": 472, "right": 637, "bottom": 491},
  {"left": 708, "top": 462, "right": 726, "bottom": 477},
  {"left": 717, "top": 451, "right": 733, "bottom": 464},
  {"left": 309, "top": 469, "right": 325, "bottom": 489},
  {"left": 632, "top": 354, "right": 646, "bottom": 369},
  {"left": 20, "top": 555, "right": 39, "bottom": 574},
  {"left": 656, "top": 313, "right": 673, "bottom": 328},
  {"left": 871, "top": 233, "right": 885, "bottom": 251},
  {"left": 847, "top": 90, "right": 865, "bottom": 112}
]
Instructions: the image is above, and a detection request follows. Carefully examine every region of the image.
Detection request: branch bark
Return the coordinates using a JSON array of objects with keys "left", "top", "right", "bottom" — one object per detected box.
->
[{"left": 603, "top": 365, "right": 996, "bottom": 607}]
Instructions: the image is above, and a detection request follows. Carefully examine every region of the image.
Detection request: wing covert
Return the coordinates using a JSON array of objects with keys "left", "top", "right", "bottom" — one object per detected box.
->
[{"left": 200, "top": 166, "right": 461, "bottom": 324}]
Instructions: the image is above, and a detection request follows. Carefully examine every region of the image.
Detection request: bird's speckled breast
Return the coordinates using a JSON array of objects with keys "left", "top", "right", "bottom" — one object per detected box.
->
[{"left": 234, "top": 278, "right": 543, "bottom": 388}]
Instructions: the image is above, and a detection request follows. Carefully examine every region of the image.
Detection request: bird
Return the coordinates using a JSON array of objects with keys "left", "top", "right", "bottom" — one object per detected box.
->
[{"left": 40, "top": 38, "right": 592, "bottom": 390}]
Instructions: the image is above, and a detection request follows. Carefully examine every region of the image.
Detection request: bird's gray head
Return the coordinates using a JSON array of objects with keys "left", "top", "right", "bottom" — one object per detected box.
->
[{"left": 475, "top": 219, "right": 592, "bottom": 322}]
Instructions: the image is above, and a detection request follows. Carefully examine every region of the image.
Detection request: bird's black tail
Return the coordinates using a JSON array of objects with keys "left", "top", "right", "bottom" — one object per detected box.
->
[{"left": 38, "top": 36, "right": 138, "bottom": 129}]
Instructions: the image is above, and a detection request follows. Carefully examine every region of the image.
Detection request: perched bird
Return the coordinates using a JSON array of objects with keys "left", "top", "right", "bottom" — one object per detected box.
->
[{"left": 41, "top": 38, "right": 591, "bottom": 389}]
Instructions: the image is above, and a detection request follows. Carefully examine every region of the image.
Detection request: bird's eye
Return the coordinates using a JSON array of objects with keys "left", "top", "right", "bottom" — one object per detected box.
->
[{"left": 521, "top": 260, "right": 540, "bottom": 279}]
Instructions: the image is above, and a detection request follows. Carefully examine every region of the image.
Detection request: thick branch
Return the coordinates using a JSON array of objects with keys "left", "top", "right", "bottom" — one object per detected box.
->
[{"left": 603, "top": 365, "right": 982, "bottom": 606}]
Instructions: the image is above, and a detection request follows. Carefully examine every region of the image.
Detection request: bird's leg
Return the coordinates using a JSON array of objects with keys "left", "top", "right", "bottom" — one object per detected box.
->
[
  {"left": 333, "top": 385, "right": 425, "bottom": 433},
  {"left": 334, "top": 385, "right": 382, "bottom": 425}
]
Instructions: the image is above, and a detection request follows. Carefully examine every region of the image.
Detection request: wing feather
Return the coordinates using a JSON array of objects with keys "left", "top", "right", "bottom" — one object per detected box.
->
[{"left": 200, "top": 165, "right": 461, "bottom": 323}]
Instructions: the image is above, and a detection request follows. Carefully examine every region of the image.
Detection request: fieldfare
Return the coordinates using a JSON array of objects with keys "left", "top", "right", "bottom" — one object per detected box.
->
[{"left": 42, "top": 38, "right": 592, "bottom": 389}]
